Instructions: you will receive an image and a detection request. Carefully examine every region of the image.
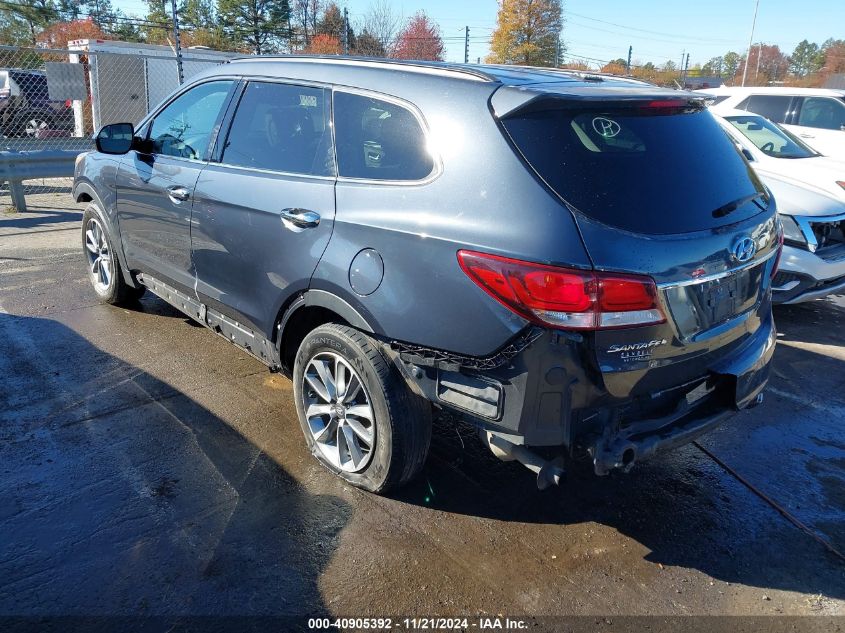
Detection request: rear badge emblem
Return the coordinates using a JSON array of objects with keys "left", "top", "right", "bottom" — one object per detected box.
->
[
  {"left": 731, "top": 237, "right": 757, "bottom": 263},
  {"left": 592, "top": 116, "right": 621, "bottom": 138},
  {"left": 607, "top": 339, "right": 667, "bottom": 362}
]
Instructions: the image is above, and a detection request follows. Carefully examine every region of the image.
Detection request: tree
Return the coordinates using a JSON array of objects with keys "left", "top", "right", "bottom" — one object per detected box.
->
[
  {"left": 702, "top": 56, "right": 723, "bottom": 77},
  {"left": 354, "top": 28, "right": 386, "bottom": 57},
  {"left": 488, "top": 0, "right": 563, "bottom": 67},
  {"left": 820, "top": 39, "right": 845, "bottom": 76},
  {"left": 599, "top": 61, "right": 627, "bottom": 75},
  {"left": 392, "top": 11, "right": 443, "bottom": 61},
  {"left": 317, "top": 1, "right": 343, "bottom": 38},
  {"left": 180, "top": 0, "right": 229, "bottom": 49},
  {"left": 218, "top": 0, "right": 291, "bottom": 54},
  {"left": 789, "top": 39, "right": 823, "bottom": 77},
  {"left": 740, "top": 44, "right": 788, "bottom": 85},
  {"left": 358, "top": 0, "right": 400, "bottom": 56},
  {"left": 36, "top": 16, "right": 108, "bottom": 47},
  {"left": 1, "top": 0, "right": 59, "bottom": 45},
  {"left": 292, "top": 0, "right": 321, "bottom": 47},
  {"left": 722, "top": 51, "right": 742, "bottom": 82},
  {"left": 141, "top": 0, "right": 172, "bottom": 44},
  {"left": 560, "top": 61, "right": 589, "bottom": 71},
  {"left": 306, "top": 32, "right": 340, "bottom": 54}
]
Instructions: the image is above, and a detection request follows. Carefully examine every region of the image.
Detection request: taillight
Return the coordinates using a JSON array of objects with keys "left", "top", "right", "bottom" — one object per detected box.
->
[{"left": 457, "top": 250, "right": 665, "bottom": 330}]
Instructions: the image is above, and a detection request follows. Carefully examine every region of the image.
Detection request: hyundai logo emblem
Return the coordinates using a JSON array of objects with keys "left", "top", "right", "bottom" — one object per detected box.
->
[{"left": 731, "top": 237, "right": 757, "bottom": 263}]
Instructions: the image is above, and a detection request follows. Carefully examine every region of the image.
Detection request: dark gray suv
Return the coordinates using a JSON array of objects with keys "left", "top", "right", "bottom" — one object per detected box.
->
[{"left": 74, "top": 57, "right": 781, "bottom": 493}]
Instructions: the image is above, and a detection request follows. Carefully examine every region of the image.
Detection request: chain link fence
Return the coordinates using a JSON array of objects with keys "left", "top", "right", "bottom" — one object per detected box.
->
[{"left": 0, "top": 42, "right": 235, "bottom": 207}]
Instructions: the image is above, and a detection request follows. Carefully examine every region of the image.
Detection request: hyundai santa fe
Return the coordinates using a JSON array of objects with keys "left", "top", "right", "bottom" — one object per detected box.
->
[{"left": 74, "top": 57, "right": 781, "bottom": 493}]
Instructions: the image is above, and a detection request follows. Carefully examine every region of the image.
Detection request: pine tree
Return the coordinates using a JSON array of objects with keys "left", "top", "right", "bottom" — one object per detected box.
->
[{"left": 218, "top": 0, "right": 291, "bottom": 54}]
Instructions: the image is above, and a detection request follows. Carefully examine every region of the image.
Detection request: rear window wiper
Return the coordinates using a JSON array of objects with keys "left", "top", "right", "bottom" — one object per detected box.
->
[{"left": 711, "top": 192, "right": 767, "bottom": 218}]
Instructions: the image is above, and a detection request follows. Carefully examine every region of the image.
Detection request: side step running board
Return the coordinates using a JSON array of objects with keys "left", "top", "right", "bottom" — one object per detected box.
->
[{"left": 136, "top": 273, "right": 279, "bottom": 369}]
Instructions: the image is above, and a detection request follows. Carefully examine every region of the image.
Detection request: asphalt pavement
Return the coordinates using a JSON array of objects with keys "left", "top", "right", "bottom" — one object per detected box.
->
[{"left": 1, "top": 195, "right": 843, "bottom": 630}]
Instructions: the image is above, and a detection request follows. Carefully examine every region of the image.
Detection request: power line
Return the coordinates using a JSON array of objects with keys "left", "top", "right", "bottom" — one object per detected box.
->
[{"left": 567, "top": 10, "right": 739, "bottom": 44}]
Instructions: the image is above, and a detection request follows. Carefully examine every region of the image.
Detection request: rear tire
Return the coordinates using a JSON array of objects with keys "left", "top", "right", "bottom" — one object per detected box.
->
[
  {"left": 81, "top": 203, "right": 145, "bottom": 305},
  {"left": 293, "top": 323, "right": 432, "bottom": 493}
]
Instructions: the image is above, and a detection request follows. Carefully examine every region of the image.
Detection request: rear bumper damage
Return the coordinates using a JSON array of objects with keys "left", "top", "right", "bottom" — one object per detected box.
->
[{"left": 389, "top": 309, "right": 776, "bottom": 481}]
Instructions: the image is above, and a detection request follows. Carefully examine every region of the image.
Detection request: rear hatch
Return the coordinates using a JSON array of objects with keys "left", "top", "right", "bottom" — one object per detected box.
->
[{"left": 496, "top": 87, "right": 780, "bottom": 397}]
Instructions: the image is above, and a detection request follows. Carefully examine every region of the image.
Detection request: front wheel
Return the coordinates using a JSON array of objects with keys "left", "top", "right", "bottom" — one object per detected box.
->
[
  {"left": 293, "top": 323, "right": 431, "bottom": 493},
  {"left": 81, "top": 204, "right": 145, "bottom": 305}
]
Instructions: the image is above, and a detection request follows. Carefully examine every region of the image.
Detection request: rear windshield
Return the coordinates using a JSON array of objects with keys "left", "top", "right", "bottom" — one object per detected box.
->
[{"left": 501, "top": 105, "right": 767, "bottom": 234}]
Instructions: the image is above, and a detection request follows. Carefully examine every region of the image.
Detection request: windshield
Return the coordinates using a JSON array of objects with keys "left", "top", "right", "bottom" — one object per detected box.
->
[
  {"left": 501, "top": 105, "right": 767, "bottom": 235},
  {"left": 725, "top": 114, "right": 817, "bottom": 159}
]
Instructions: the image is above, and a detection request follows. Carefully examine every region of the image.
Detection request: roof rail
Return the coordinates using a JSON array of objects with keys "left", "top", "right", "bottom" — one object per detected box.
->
[
  {"left": 479, "top": 63, "right": 652, "bottom": 85},
  {"left": 228, "top": 55, "right": 498, "bottom": 82}
]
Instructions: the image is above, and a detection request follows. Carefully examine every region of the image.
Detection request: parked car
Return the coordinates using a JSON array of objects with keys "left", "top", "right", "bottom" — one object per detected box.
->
[
  {"left": 698, "top": 86, "right": 845, "bottom": 159},
  {"left": 0, "top": 68, "right": 73, "bottom": 138},
  {"left": 74, "top": 58, "right": 780, "bottom": 493},
  {"left": 760, "top": 175, "right": 845, "bottom": 303},
  {"left": 708, "top": 110, "right": 845, "bottom": 303},
  {"left": 713, "top": 109, "right": 845, "bottom": 202}
]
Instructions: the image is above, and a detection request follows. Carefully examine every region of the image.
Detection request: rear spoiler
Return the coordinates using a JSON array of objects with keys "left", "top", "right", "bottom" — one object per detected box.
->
[{"left": 490, "top": 84, "right": 707, "bottom": 118}]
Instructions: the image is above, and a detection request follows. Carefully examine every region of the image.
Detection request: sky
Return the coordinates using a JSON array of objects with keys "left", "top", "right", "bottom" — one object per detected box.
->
[{"left": 112, "top": 0, "right": 841, "bottom": 68}]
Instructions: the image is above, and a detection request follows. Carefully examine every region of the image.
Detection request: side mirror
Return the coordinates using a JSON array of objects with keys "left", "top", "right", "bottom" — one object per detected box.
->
[
  {"left": 95, "top": 122, "right": 135, "bottom": 154},
  {"left": 741, "top": 148, "right": 755, "bottom": 162}
]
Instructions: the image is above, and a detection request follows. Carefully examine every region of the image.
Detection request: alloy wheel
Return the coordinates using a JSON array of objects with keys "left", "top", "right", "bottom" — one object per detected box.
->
[
  {"left": 25, "top": 118, "right": 49, "bottom": 137},
  {"left": 84, "top": 217, "right": 112, "bottom": 293},
  {"left": 302, "top": 351, "right": 376, "bottom": 473}
]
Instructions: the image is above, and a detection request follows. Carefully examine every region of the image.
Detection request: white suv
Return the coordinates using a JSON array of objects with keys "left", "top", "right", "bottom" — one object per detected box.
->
[{"left": 698, "top": 87, "right": 845, "bottom": 159}]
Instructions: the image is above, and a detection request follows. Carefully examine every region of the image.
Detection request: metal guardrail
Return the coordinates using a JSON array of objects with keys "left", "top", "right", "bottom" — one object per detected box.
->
[{"left": 0, "top": 149, "right": 81, "bottom": 211}]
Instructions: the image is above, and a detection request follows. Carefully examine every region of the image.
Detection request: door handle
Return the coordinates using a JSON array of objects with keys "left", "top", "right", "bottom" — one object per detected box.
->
[
  {"left": 167, "top": 185, "right": 191, "bottom": 203},
  {"left": 799, "top": 133, "right": 814, "bottom": 139},
  {"left": 281, "top": 208, "right": 321, "bottom": 231}
]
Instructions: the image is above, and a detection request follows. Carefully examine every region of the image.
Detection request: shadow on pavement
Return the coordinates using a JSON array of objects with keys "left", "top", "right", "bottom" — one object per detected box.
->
[
  {"left": 0, "top": 207, "right": 81, "bottom": 230},
  {"left": 0, "top": 313, "right": 349, "bottom": 629}
]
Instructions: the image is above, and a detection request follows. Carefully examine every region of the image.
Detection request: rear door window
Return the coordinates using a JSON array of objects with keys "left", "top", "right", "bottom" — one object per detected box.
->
[
  {"left": 796, "top": 96, "right": 845, "bottom": 131},
  {"left": 333, "top": 91, "right": 434, "bottom": 181},
  {"left": 737, "top": 95, "right": 793, "bottom": 123},
  {"left": 221, "top": 81, "right": 334, "bottom": 176},
  {"left": 502, "top": 104, "right": 767, "bottom": 235}
]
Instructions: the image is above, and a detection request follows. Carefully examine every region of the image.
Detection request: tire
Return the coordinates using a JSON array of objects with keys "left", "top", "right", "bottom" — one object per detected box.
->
[
  {"left": 81, "top": 203, "right": 145, "bottom": 305},
  {"left": 293, "top": 323, "right": 432, "bottom": 493},
  {"left": 13, "top": 111, "right": 53, "bottom": 138}
]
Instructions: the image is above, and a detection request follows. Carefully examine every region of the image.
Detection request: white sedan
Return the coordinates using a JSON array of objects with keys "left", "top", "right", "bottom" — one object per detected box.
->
[{"left": 713, "top": 109, "right": 845, "bottom": 203}]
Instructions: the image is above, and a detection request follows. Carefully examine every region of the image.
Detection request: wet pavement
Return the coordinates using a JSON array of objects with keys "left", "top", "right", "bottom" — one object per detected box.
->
[{"left": 1, "top": 199, "right": 844, "bottom": 628}]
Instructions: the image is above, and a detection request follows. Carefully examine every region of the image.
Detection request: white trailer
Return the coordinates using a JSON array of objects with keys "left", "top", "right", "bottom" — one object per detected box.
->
[{"left": 67, "top": 39, "right": 237, "bottom": 136}]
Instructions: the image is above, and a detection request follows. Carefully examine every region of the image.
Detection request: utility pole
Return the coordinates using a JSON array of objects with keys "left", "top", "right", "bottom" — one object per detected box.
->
[
  {"left": 682, "top": 52, "right": 690, "bottom": 86},
  {"left": 464, "top": 26, "right": 469, "bottom": 64},
  {"left": 626, "top": 45, "right": 632, "bottom": 74},
  {"left": 741, "top": 0, "right": 760, "bottom": 86},
  {"left": 170, "top": 0, "right": 184, "bottom": 84},
  {"left": 343, "top": 7, "right": 349, "bottom": 55},
  {"left": 555, "top": 39, "right": 561, "bottom": 67}
]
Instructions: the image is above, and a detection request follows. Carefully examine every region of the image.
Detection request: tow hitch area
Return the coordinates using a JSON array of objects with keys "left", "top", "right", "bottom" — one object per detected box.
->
[
  {"left": 586, "top": 396, "right": 749, "bottom": 476},
  {"left": 480, "top": 431, "right": 566, "bottom": 490}
]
